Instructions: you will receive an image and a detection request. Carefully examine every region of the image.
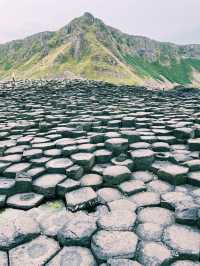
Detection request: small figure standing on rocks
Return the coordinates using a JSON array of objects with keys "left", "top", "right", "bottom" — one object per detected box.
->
[{"left": 11, "top": 72, "right": 16, "bottom": 88}]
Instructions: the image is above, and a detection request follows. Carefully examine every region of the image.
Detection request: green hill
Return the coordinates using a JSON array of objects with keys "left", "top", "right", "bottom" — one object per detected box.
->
[{"left": 1, "top": 12, "right": 200, "bottom": 87}]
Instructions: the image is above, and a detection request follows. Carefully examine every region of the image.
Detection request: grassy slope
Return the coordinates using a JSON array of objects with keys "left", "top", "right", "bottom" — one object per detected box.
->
[
  {"left": 1, "top": 14, "right": 200, "bottom": 86},
  {"left": 124, "top": 54, "right": 200, "bottom": 85},
  {"left": 0, "top": 29, "right": 142, "bottom": 85}
]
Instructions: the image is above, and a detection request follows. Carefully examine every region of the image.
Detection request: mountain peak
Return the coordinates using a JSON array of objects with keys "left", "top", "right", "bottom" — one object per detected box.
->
[
  {"left": 81, "top": 12, "right": 95, "bottom": 24},
  {"left": 1, "top": 13, "right": 200, "bottom": 87},
  {"left": 59, "top": 12, "right": 96, "bottom": 35},
  {"left": 83, "top": 12, "right": 94, "bottom": 19}
]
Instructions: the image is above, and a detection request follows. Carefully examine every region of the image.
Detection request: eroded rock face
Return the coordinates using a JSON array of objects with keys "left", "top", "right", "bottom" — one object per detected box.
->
[{"left": 0, "top": 80, "right": 199, "bottom": 265}]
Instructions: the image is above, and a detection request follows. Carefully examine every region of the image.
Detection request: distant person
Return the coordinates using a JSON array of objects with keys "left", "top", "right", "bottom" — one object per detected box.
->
[{"left": 11, "top": 72, "right": 16, "bottom": 88}]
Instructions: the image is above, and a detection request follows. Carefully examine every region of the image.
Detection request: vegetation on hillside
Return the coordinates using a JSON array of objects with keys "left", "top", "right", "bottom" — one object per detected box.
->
[
  {"left": 0, "top": 12, "right": 200, "bottom": 86},
  {"left": 124, "top": 55, "right": 200, "bottom": 84}
]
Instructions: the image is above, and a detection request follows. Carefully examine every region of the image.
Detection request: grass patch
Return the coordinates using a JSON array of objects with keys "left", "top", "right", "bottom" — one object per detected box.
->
[{"left": 124, "top": 54, "right": 200, "bottom": 84}]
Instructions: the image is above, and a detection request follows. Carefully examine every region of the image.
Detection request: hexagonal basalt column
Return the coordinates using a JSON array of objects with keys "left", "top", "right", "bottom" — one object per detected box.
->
[
  {"left": 33, "top": 173, "right": 66, "bottom": 198},
  {"left": 71, "top": 153, "right": 95, "bottom": 171},
  {"left": 0, "top": 209, "right": 40, "bottom": 251},
  {"left": 130, "top": 149, "right": 155, "bottom": 170},
  {"left": 157, "top": 164, "right": 189, "bottom": 185},
  {"left": 9, "top": 236, "right": 60, "bottom": 266},
  {"left": 45, "top": 158, "right": 73, "bottom": 173},
  {"left": 105, "top": 138, "right": 128, "bottom": 155},
  {"left": 91, "top": 230, "right": 138, "bottom": 262},
  {"left": 162, "top": 224, "right": 200, "bottom": 260},
  {"left": 47, "top": 246, "right": 97, "bottom": 266},
  {"left": 65, "top": 187, "right": 99, "bottom": 211},
  {"left": 103, "top": 165, "right": 131, "bottom": 186}
]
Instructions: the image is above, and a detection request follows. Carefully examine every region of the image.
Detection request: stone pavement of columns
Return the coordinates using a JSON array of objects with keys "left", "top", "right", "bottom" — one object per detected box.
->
[{"left": 0, "top": 79, "right": 200, "bottom": 265}]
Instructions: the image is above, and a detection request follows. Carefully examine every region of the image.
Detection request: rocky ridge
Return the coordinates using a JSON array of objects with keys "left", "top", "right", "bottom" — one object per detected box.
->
[{"left": 1, "top": 13, "right": 200, "bottom": 87}]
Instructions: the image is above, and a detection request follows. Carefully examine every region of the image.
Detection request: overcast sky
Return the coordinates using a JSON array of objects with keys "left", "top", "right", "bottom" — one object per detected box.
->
[{"left": 0, "top": 0, "right": 199, "bottom": 45}]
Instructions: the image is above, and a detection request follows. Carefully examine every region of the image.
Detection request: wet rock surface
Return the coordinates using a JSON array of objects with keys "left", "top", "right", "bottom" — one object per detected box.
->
[{"left": 0, "top": 79, "right": 199, "bottom": 265}]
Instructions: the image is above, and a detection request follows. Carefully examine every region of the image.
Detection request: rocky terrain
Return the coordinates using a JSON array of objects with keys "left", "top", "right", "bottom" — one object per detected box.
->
[
  {"left": 0, "top": 79, "right": 199, "bottom": 265},
  {"left": 1, "top": 12, "right": 200, "bottom": 87}
]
